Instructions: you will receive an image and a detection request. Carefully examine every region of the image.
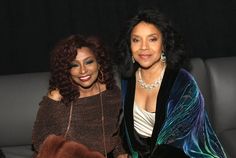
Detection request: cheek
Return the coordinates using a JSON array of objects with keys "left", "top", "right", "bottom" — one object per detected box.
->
[
  {"left": 151, "top": 44, "right": 162, "bottom": 53},
  {"left": 88, "top": 65, "right": 99, "bottom": 77},
  {"left": 93, "top": 67, "right": 99, "bottom": 76},
  {"left": 94, "top": 71, "right": 99, "bottom": 79},
  {"left": 70, "top": 68, "right": 78, "bottom": 76},
  {"left": 131, "top": 44, "right": 138, "bottom": 54},
  {"left": 93, "top": 64, "right": 99, "bottom": 71}
]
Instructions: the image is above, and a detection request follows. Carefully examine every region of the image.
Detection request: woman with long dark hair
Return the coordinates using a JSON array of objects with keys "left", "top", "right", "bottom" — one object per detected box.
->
[{"left": 114, "top": 9, "right": 226, "bottom": 158}]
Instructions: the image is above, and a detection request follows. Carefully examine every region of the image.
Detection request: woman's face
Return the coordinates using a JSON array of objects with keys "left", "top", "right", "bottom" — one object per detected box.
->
[
  {"left": 70, "top": 47, "right": 99, "bottom": 90},
  {"left": 130, "top": 21, "right": 164, "bottom": 69}
]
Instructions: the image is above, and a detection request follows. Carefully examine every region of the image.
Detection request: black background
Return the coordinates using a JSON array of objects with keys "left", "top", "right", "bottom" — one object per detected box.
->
[{"left": 1, "top": 0, "right": 235, "bottom": 75}]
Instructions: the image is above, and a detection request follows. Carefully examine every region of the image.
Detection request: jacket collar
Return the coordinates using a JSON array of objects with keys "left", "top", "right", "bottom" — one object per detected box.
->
[{"left": 123, "top": 66, "right": 179, "bottom": 151}]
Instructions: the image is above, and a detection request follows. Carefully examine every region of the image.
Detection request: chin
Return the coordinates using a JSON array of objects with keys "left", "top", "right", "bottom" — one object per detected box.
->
[
  {"left": 79, "top": 84, "right": 94, "bottom": 89},
  {"left": 79, "top": 81, "right": 98, "bottom": 89},
  {"left": 139, "top": 64, "right": 153, "bottom": 69},
  {"left": 139, "top": 60, "right": 161, "bottom": 69}
]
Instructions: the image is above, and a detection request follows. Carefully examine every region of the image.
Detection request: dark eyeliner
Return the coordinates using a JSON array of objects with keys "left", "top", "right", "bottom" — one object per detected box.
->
[
  {"left": 85, "top": 60, "right": 94, "bottom": 65},
  {"left": 69, "top": 63, "right": 79, "bottom": 68}
]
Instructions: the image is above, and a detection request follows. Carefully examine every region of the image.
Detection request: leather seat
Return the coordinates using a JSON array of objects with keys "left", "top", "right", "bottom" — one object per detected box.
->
[
  {"left": 205, "top": 57, "right": 236, "bottom": 158},
  {"left": 190, "top": 57, "right": 236, "bottom": 158}
]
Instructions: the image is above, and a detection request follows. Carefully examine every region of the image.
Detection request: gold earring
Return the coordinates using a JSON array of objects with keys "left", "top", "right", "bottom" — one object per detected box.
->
[{"left": 98, "top": 70, "right": 104, "bottom": 82}]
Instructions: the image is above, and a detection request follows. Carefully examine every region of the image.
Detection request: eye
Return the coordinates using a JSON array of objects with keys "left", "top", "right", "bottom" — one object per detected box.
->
[
  {"left": 131, "top": 38, "right": 139, "bottom": 43},
  {"left": 69, "top": 63, "right": 80, "bottom": 68},
  {"left": 149, "top": 37, "right": 158, "bottom": 42},
  {"left": 85, "top": 59, "right": 94, "bottom": 65}
]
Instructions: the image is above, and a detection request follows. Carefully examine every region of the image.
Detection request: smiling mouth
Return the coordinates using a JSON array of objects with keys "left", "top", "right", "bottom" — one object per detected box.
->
[
  {"left": 139, "top": 54, "right": 151, "bottom": 59},
  {"left": 79, "top": 75, "right": 91, "bottom": 82}
]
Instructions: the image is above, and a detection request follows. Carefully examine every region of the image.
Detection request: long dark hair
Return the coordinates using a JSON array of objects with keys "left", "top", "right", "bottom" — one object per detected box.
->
[
  {"left": 113, "top": 8, "right": 190, "bottom": 77},
  {"left": 49, "top": 34, "right": 115, "bottom": 104}
]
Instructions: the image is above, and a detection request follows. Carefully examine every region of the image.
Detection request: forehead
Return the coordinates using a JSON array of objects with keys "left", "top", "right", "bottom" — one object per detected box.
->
[
  {"left": 75, "top": 47, "right": 95, "bottom": 60},
  {"left": 131, "top": 21, "right": 162, "bottom": 36}
]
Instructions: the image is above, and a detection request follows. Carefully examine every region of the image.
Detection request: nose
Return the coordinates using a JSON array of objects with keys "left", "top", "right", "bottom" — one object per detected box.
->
[
  {"left": 141, "top": 40, "right": 148, "bottom": 50},
  {"left": 79, "top": 65, "right": 87, "bottom": 74}
]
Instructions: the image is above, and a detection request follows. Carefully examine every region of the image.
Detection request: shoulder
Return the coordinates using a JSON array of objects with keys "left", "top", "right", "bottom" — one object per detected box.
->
[
  {"left": 170, "top": 68, "right": 201, "bottom": 99},
  {"left": 110, "top": 84, "right": 121, "bottom": 95},
  {"left": 47, "top": 89, "right": 62, "bottom": 101},
  {"left": 176, "top": 68, "right": 198, "bottom": 87},
  {"left": 37, "top": 89, "right": 63, "bottom": 108},
  {"left": 178, "top": 69, "right": 194, "bottom": 80},
  {"left": 104, "top": 85, "right": 121, "bottom": 101}
]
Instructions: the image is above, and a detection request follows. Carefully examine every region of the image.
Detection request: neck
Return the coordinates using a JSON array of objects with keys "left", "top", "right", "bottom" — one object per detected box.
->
[
  {"left": 139, "top": 62, "right": 166, "bottom": 83},
  {"left": 137, "top": 62, "right": 166, "bottom": 90},
  {"left": 79, "top": 82, "right": 101, "bottom": 98}
]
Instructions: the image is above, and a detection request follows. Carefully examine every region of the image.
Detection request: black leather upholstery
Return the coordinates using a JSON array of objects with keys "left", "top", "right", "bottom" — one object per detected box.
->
[
  {"left": 206, "top": 57, "right": 236, "bottom": 158},
  {"left": 0, "top": 72, "right": 49, "bottom": 158},
  {"left": 190, "top": 57, "right": 236, "bottom": 158}
]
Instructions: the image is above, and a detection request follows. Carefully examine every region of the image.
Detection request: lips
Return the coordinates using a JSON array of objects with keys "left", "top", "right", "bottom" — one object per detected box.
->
[
  {"left": 139, "top": 54, "right": 151, "bottom": 60},
  {"left": 79, "top": 75, "right": 91, "bottom": 82}
]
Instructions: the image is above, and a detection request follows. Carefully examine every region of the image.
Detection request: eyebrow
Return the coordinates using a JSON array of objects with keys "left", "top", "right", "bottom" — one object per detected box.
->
[
  {"left": 72, "top": 56, "right": 95, "bottom": 63},
  {"left": 131, "top": 33, "right": 159, "bottom": 37}
]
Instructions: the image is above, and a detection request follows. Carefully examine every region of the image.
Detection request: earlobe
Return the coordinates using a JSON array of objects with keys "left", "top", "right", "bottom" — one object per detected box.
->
[
  {"left": 161, "top": 44, "right": 165, "bottom": 52},
  {"left": 162, "top": 47, "right": 165, "bottom": 53}
]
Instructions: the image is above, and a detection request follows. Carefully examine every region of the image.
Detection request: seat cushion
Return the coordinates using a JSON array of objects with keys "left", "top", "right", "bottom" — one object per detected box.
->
[
  {"left": 190, "top": 58, "right": 212, "bottom": 120},
  {"left": 1, "top": 145, "right": 33, "bottom": 158},
  {"left": 0, "top": 72, "right": 49, "bottom": 146},
  {"left": 219, "top": 129, "right": 236, "bottom": 158},
  {"left": 206, "top": 56, "right": 236, "bottom": 158},
  {"left": 206, "top": 57, "right": 236, "bottom": 133}
]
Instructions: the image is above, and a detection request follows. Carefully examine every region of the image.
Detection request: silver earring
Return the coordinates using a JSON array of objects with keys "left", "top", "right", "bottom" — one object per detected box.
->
[
  {"left": 132, "top": 56, "right": 135, "bottom": 63},
  {"left": 161, "top": 52, "right": 166, "bottom": 62}
]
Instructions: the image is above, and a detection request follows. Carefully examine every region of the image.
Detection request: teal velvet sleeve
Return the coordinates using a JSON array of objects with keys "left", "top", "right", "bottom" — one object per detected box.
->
[{"left": 156, "top": 69, "right": 227, "bottom": 158}]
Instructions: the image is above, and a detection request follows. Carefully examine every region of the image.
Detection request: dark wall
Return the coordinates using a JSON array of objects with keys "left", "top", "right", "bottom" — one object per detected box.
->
[{"left": 0, "top": 0, "right": 235, "bottom": 75}]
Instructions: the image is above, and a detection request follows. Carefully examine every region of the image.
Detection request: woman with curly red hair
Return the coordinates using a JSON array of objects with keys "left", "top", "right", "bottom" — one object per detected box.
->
[{"left": 32, "top": 34, "right": 127, "bottom": 158}]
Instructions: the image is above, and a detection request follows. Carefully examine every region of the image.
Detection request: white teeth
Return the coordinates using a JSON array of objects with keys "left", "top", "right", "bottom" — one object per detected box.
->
[{"left": 80, "top": 76, "right": 90, "bottom": 80}]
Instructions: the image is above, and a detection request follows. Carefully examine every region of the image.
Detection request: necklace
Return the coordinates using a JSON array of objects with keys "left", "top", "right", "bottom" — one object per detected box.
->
[
  {"left": 98, "top": 84, "right": 107, "bottom": 158},
  {"left": 138, "top": 64, "right": 166, "bottom": 90}
]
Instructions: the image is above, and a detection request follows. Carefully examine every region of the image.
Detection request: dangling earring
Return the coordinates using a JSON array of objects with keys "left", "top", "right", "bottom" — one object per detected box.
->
[
  {"left": 132, "top": 56, "right": 135, "bottom": 63},
  {"left": 98, "top": 69, "right": 104, "bottom": 82},
  {"left": 161, "top": 52, "right": 166, "bottom": 62}
]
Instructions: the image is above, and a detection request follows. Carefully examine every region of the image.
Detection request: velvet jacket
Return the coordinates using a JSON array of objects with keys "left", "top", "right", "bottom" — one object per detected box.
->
[{"left": 121, "top": 67, "right": 227, "bottom": 158}]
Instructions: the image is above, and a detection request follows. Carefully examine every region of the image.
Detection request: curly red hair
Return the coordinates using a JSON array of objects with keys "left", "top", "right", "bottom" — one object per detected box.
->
[{"left": 49, "top": 35, "right": 116, "bottom": 104}]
